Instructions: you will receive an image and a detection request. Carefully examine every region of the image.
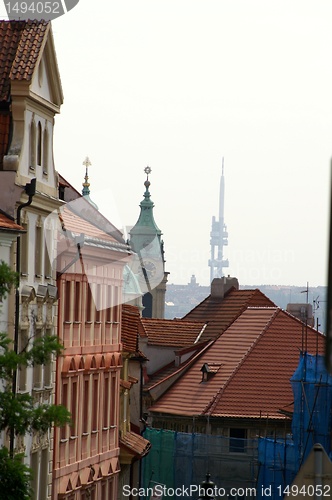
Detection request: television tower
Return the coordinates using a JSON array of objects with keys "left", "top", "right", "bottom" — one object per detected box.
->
[{"left": 208, "top": 158, "right": 229, "bottom": 282}]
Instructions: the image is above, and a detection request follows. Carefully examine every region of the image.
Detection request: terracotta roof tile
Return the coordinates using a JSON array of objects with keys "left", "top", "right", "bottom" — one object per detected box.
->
[
  {"left": 0, "top": 20, "right": 49, "bottom": 101},
  {"left": 121, "top": 304, "right": 140, "bottom": 354},
  {"left": 150, "top": 307, "right": 325, "bottom": 419},
  {"left": 120, "top": 430, "right": 151, "bottom": 457},
  {"left": 0, "top": 211, "right": 24, "bottom": 232},
  {"left": 139, "top": 317, "right": 206, "bottom": 347},
  {"left": 182, "top": 288, "right": 276, "bottom": 342},
  {"left": 59, "top": 203, "right": 126, "bottom": 248}
]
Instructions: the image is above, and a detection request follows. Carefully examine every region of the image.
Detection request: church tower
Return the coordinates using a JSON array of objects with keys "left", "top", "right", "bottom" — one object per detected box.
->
[{"left": 129, "top": 167, "right": 168, "bottom": 318}]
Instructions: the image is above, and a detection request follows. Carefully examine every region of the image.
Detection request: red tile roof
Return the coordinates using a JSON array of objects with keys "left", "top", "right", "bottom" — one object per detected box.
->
[
  {"left": 120, "top": 430, "right": 151, "bottom": 458},
  {"left": 0, "top": 20, "right": 49, "bottom": 102},
  {"left": 182, "top": 287, "right": 276, "bottom": 342},
  {"left": 0, "top": 211, "right": 24, "bottom": 232},
  {"left": 139, "top": 317, "right": 206, "bottom": 347},
  {"left": 149, "top": 307, "right": 325, "bottom": 420},
  {"left": 144, "top": 341, "right": 213, "bottom": 392},
  {"left": 121, "top": 304, "right": 140, "bottom": 354},
  {"left": 59, "top": 203, "right": 125, "bottom": 247}
]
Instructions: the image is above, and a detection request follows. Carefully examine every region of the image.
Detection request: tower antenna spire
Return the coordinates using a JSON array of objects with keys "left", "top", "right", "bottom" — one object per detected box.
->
[{"left": 208, "top": 158, "right": 229, "bottom": 282}]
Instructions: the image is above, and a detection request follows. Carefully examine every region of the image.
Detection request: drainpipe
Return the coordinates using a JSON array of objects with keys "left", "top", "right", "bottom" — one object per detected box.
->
[{"left": 10, "top": 178, "right": 36, "bottom": 457}]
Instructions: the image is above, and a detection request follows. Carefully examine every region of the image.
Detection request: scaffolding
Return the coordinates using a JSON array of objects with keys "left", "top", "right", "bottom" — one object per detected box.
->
[
  {"left": 142, "top": 428, "right": 258, "bottom": 498},
  {"left": 257, "top": 353, "right": 332, "bottom": 498},
  {"left": 141, "top": 354, "right": 332, "bottom": 499}
]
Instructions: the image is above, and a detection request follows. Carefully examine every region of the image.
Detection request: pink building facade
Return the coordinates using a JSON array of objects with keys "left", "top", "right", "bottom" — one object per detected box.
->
[{"left": 52, "top": 202, "right": 131, "bottom": 499}]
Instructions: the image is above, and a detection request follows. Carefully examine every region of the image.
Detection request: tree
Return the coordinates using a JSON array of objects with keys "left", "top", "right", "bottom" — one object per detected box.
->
[{"left": 0, "top": 261, "right": 71, "bottom": 499}]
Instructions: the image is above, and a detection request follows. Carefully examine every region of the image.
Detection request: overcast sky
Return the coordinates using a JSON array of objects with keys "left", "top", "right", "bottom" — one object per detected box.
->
[{"left": 2, "top": 0, "right": 332, "bottom": 288}]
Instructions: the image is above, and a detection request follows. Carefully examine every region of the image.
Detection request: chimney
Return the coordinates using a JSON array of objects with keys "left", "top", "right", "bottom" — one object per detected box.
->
[
  {"left": 286, "top": 303, "right": 314, "bottom": 327},
  {"left": 224, "top": 276, "right": 239, "bottom": 294},
  {"left": 211, "top": 278, "right": 224, "bottom": 299},
  {"left": 211, "top": 276, "right": 240, "bottom": 300}
]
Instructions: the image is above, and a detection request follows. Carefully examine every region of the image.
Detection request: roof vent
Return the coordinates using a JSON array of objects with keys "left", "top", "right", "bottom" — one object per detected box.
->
[{"left": 200, "top": 362, "right": 221, "bottom": 382}]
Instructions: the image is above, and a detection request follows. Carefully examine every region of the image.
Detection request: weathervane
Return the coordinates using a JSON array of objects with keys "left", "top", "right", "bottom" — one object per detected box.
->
[
  {"left": 144, "top": 166, "right": 152, "bottom": 180},
  {"left": 83, "top": 156, "right": 91, "bottom": 173}
]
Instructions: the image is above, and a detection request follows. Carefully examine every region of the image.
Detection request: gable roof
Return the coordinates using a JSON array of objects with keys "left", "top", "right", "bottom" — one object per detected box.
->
[
  {"left": 59, "top": 200, "right": 128, "bottom": 250},
  {"left": 149, "top": 307, "right": 325, "bottom": 419},
  {"left": 0, "top": 19, "right": 49, "bottom": 102},
  {"left": 139, "top": 317, "right": 206, "bottom": 347},
  {"left": 182, "top": 287, "right": 276, "bottom": 342}
]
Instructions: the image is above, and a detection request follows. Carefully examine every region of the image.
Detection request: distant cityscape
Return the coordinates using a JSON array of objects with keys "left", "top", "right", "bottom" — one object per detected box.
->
[{"left": 165, "top": 275, "right": 327, "bottom": 333}]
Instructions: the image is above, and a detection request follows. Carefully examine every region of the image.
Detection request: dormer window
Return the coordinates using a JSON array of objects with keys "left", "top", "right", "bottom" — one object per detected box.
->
[{"left": 200, "top": 362, "right": 221, "bottom": 383}]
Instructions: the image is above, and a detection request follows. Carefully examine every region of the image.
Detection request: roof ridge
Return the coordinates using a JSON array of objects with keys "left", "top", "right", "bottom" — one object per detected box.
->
[
  {"left": 182, "top": 293, "right": 212, "bottom": 318},
  {"left": 203, "top": 307, "right": 280, "bottom": 416},
  {"left": 247, "top": 305, "right": 278, "bottom": 309}
]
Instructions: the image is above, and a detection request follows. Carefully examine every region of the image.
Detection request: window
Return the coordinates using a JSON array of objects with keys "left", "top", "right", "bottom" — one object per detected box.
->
[
  {"left": 30, "top": 121, "right": 36, "bottom": 169},
  {"left": 70, "top": 380, "right": 78, "bottom": 436},
  {"left": 44, "top": 328, "right": 52, "bottom": 387},
  {"left": 74, "top": 281, "right": 81, "bottom": 321},
  {"left": 35, "top": 219, "right": 42, "bottom": 277},
  {"left": 142, "top": 292, "right": 152, "bottom": 318},
  {"left": 64, "top": 281, "right": 71, "bottom": 322},
  {"left": 39, "top": 448, "right": 49, "bottom": 500},
  {"left": 61, "top": 383, "right": 68, "bottom": 440},
  {"left": 44, "top": 227, "right": 52, "bottom": 279},
  {"left": 20, "top": 218, "right": 29, "bottom": 276},
  {"left": 103, "top": 376, "right": 109, "bottom": 429},
  {"left": 92, "top": 376, "right": 99, "bottom": 431},
  {"left": 37, "top": 121, "right": 42, "bottom": 166},
  {"left": 105, "top": 285, "right": 112, "bottom": 322},
  {"left": 110, "top": 374, "right": 116, "bottom": 428},
  {"left": 31, "top": 451, "right": 39, "bottom": 500},
  {"left": 229, "top": 428, "right": 247, "bottom": 453},
  {"left": 82, "top": 378, "right": 89, "bottom": 434},
  {"left": 95, "top": 284, "right": 101, "bottom": 322},
  {"left": 18, "top": 330, "right": 28, "bottom": 391},
  {"left": 59, "top": 185, "right": 65, "bottom": 200},
  {"left": 101, "top": 482, "right": 107, "bottom": 498},
  {"left": 42, "top": 127, "right": 48, "bottom": 175},
  {"left": 33, "top": 329, "right": 42, "bottom": 389},
  {"left": 86, "top": 284, "right": 92, "bottom": 322}
]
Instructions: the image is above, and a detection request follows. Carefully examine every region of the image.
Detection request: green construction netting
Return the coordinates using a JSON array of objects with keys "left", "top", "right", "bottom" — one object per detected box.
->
[
  {"left": 142, "top": 428, "right": 258, "bottom": 498},
  {"left": 141, "top": 354, "right": 332, "bottom": 499}
]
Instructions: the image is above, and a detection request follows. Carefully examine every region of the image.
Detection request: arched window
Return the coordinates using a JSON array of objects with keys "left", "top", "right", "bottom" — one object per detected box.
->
[
  {"left": 35, "top": 216, "right": 43, "bottom": 277},
  {"left": 37, "top": 121, "right": 42, "bottom": 166},
  {"left": 42, "top": 126, "right": 48, "bottom": 175},
  {"left": 20, "top": 212, "right": 29, "bottom": 276},
  {"left": 29, "top": 121, "right": 36, "bottom": 169},
  {"left": 142, "top": 292, "right": 153, "bottom": 318}
]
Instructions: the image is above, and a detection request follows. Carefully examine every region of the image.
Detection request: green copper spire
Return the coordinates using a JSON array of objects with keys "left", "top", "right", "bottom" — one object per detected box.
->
[
  {"left": 82, "top": 156, "right": 98, "bottom": 210},
  {"left": 129, "top": 166, "right": 163, "bottom": 254}
]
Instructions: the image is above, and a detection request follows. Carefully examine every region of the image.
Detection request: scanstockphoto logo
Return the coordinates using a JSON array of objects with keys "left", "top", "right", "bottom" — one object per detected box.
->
[
  {"left": 44, "top": 196, "right": 165, "bottom": 311},
  {"left": 4, "top": 0, "right": 79, "bottom": 21}
]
